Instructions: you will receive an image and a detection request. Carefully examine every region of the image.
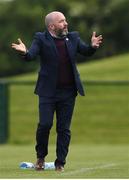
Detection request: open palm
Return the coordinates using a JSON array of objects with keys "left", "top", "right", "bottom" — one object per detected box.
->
[
  {"left": 11, "top": 38, "right": 27, "bottom": 54},
  {"left": 91, "top": 32, "right": 103, "bottom": 48}
]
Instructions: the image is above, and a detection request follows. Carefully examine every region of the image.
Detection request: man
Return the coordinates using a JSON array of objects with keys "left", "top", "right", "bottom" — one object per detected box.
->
[{"left": 12, "top": 11, "right": 102, "bottom": 172}]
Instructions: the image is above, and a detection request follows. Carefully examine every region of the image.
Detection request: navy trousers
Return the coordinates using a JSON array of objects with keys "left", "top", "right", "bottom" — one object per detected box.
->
[{"left": 35, "top": 87, "right": 77, "bottom": 166}]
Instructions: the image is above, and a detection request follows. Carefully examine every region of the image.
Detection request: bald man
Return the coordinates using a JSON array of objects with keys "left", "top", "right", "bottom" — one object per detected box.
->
[{"left": 12, "top": 11, "right": 102, "bottom": 172}]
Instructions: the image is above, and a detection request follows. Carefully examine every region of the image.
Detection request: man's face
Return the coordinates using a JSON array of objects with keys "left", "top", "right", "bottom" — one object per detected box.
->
[{"left": 50, "top": 13, "right": 68, "bottom": 37}]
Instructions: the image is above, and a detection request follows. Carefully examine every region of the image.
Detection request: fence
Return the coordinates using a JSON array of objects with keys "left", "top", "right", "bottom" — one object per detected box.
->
[{"left": 0, "top": 80, "right": 129, "bottom": 143}]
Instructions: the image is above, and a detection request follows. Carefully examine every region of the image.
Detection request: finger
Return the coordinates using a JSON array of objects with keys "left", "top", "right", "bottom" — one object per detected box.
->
[
  {"left": 98, "top": 35, "right": 103, "bottom": 40},
  {"left": 18, "top": 38, "right": 23, "bottom": 44},
  {"left": 11, "top": 43, "right": 18, "bottom": 46},
  {"left": 11, "top": 45, "right": 18, "bottom": 50},
  {"left": 11, "top": 45, "right": 18, "bottom": 49},
  {"left": 92, "top": 31, "right": 96, "bottom": 37},
  {"left": 97, "top": 41, "right": 102, "bottom": 45},
  {"left": 97, "top": 38, "right": 103, "bottom": 42},
  {"left": 96, "top": 44, "right": 100, "bottom": 48},
  {"left": 11, "top": 43, "right": 19, "bottom": 48},
  {"left": 11, "top": 45, "right": 17, "bottom": 48}
]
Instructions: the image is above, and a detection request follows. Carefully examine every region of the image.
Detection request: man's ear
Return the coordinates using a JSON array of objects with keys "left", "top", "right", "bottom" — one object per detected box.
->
[{"left": 49, "top": 24, "right": 55, "bottom": 30}]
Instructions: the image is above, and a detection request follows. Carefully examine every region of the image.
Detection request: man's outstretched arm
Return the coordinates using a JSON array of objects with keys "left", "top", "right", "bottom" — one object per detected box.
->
[
  {"left": 12, "top": 33, "right": 41, "bottom": 61},
  {"left": 77, "top": 31, "right": 103, "bottom": 56}
]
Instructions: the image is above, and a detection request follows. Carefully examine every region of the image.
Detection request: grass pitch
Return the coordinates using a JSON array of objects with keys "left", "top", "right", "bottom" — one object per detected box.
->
[
  {"left": 0, "top": 144, "right": 128, "bottom": 178},
  {"left": 0, "top": 53, "right": 128, "bottom": 178}
]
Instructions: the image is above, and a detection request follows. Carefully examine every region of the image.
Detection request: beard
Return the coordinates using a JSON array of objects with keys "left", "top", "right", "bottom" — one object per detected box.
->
[{"left": 55, "top": 28, "right": 68, "bottom": 38}]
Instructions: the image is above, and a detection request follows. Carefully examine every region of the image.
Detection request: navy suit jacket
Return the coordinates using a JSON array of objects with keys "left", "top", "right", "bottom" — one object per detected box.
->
[{"left": 24, "top": 30, "right": 96, "bottom": 97}]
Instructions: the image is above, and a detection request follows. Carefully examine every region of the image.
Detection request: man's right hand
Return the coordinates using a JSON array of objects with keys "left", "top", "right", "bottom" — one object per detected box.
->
[{"left": 11, "top": 38, "right": 27, "bottom": 54}]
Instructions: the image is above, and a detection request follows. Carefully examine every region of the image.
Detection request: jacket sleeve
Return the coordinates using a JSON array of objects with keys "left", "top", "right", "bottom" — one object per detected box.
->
[
  {"left": 23, "top": 32, "right": 41, "bottom": 61},
  {"left": 77, "top": 36, "right": 96, "bottom": 56}
]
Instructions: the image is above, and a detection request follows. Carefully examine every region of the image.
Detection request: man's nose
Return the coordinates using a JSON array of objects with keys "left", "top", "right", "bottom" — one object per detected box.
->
[{"left": 64, "top": 21, "right": 68, "bottom": 26}]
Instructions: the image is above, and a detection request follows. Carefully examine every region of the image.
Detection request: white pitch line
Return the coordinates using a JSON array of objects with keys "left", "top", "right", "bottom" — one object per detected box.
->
[{"left": 60, "top": 163, "right": 117, "bottom": 176}]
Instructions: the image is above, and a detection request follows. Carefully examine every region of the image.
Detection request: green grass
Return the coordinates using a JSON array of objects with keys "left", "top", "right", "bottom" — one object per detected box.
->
[
  {"left": 6, "top": 53, "right": 129, "bottom": 144},
  {"left": 6, "top": 52, "right": 129, "bottom": 82},
  {"left": 1, "top": 53, "right": 126, "bottom": 145},
  {"left": 78, "top": 53, "right": 129, "bottom": 81},
  {"left": 9, "top": 84, "right": 129, "bottom": 144},
  {"left": 0, "top": 53, "right": 129, "bottom": 178},
  {"left": 0, "top": 144, "right": 128, "bottom": 178}
]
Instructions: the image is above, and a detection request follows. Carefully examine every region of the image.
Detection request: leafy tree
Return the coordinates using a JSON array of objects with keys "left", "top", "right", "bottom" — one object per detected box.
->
[{"left": 0, "top": 0, "right": 129, "bottom": 77}]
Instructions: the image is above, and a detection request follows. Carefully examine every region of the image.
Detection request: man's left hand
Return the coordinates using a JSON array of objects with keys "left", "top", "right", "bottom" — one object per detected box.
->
[{"left": 91, "top": 32, "right": 103, "bottom": 48}]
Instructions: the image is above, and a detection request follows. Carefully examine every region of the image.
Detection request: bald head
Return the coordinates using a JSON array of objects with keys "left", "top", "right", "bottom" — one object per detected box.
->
[
  {"left": 45, "top": 11, "right": 65, "bottom": 28},
  {"left": 45, "top": 11, "right": 68, "bottom": 38}
]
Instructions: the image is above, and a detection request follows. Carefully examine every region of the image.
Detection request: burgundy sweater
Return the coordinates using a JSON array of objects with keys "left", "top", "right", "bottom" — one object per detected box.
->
[{"left": 53, "top": 37, "right": 75, "bottom": 88}]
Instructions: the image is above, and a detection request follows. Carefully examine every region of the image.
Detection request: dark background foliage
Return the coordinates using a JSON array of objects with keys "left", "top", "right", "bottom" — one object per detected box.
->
[{"left": 0, "top": 0, "right": 129, "bottom": 77}]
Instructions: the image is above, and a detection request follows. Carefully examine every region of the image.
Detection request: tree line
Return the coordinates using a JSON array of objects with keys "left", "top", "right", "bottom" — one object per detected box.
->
[{"left": 0, "top": 0, "right": 129, "bottom": 77}]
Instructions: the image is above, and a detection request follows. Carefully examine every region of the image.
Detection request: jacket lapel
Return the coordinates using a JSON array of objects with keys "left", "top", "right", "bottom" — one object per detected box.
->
[
  {"left": 45, "top": 31, "right": 74, "bottom": 64},
  {"left": 45, "top": 30, "right": 59, "bottom": 58},
  {"left": 65, "top": 36, "right": 74, "bottom": 65}
]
